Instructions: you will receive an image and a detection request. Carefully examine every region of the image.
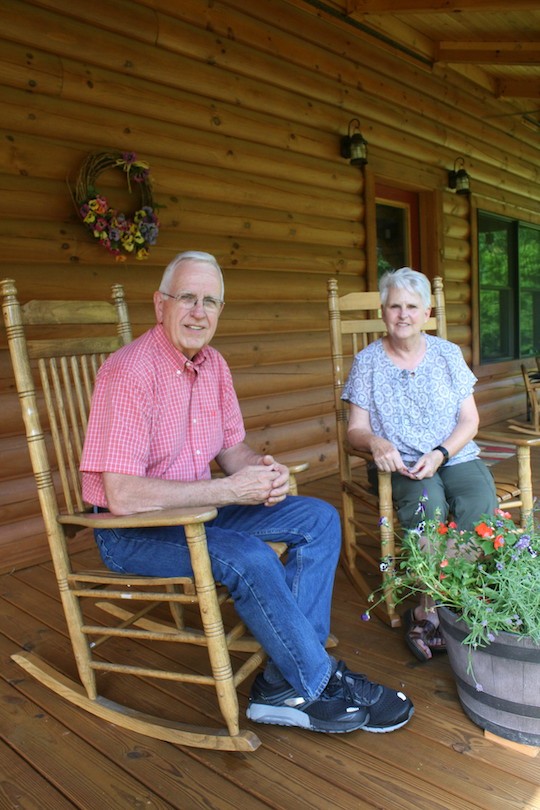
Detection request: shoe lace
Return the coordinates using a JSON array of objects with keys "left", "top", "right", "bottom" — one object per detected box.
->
[{"left": 328, "top": 662, "right": 383, "bottom": 706}]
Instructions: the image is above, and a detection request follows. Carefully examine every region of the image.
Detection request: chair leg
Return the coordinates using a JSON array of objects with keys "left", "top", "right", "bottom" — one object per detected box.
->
[
  {"left": 377, "top": 473, "right": 400, "bottom": 627},
  {"left": 184, "top": 522, "right": 248, "bottom": 739},
  {"left": 516, "top": 445, "right": 534, "bottom": 525},
  {"left": 340, "top": 488, "right": 401, "bottom": 628}
]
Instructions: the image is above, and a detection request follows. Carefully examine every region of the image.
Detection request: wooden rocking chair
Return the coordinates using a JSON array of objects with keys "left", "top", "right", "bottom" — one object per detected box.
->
[
  {"left": 507, "top": 363, "right": 540, "bottom": 436},
  {"left": 327, "top": 276, "right": 540, "bottom": 628},
  {"left": 1, "top": 278, "right": 307, "bottom": 752}
]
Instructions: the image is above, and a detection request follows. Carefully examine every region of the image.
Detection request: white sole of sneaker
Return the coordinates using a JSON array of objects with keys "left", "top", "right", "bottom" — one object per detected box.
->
[
  {"left": 246, "top": 703, "right": 367, "bottom": 733},
  {"left": 363, "top": 707, "right": 414, "bottom": 733}
]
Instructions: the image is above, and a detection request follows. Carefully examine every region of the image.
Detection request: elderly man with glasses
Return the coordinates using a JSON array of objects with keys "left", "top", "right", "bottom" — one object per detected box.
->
[{"left": 80, "top": 250, "right": 413, "bottom": 736}]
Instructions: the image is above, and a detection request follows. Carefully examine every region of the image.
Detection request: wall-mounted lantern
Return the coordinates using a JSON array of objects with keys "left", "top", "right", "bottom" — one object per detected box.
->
[
  {"left": 448, "top": 157, "right": 471, "bottom": 195},
  {"left": 340, "top": 118, "right": 368, "bottom": 167}
]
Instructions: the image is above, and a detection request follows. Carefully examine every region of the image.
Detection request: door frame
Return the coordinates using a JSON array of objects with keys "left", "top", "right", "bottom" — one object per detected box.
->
[{"left": 364, "top": 168, "right": 443, "bottom": 291}]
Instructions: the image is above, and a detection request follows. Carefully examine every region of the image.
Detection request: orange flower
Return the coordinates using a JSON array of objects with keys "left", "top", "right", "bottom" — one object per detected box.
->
[
  {"left": 493, "top": 535, "right": 505, "bottom": 550},
  {"left": 448, "top": 521, "right": 457, "bottom": 529},
  {"left": 440, "top": 559, "right": 449, "bottom": 568},
  {"left": 475, "top": 522, "right": 494, "bottom": 539},
  {"left": 437, "top": 523, "right": 449, "bottom": 535}
]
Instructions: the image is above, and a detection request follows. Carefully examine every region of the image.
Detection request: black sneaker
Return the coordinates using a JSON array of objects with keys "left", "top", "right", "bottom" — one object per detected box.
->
[
  {"left": 329, "top": 661, "right": 414, "bottom": 733},
  {"left": 246, "top": 673, "right": 369, "bottom": 733}
]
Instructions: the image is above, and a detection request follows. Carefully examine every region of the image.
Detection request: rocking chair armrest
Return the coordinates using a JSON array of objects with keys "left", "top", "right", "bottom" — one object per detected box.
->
[
  {"left": 343, "top": 440, "right": 373, "bottom": 463},
  {"left": 287, "top": 461, "right": 310, "bottom": 475},
  {"left": 58, "top": 505, "right": 218, "bottom": 530},
  {"left": 476, "top": 430, "right": 540, "bottom": 448}
]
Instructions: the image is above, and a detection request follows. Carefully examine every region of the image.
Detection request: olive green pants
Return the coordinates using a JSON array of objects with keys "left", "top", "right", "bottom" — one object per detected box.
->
[{"left": 391, "top": 458, "right": 498, "bottom": 531}]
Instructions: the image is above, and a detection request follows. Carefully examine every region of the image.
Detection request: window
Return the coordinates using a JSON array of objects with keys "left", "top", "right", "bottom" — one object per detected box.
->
[{"left": 478, "top": 212, "right": 540, "bottom": 364}]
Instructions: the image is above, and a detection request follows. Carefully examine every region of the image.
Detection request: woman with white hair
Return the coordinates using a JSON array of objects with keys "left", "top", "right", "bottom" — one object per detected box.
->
[{"left": 342, "top": 267, "right": 497, "bottom": 661}]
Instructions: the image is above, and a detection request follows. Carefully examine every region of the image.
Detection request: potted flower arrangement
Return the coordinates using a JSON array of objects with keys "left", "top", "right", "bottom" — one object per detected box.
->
[{"left": 365, "top": 502, "right": 540, "bottom": 746}]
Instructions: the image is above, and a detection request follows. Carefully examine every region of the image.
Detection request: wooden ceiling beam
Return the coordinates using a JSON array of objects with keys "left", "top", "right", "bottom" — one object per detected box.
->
[
  {"left": 496, "top": 79, "right": 540, "bottom": 99},
  {"left": 436, "top": 42, "right": 540, "bottom": 65},
  {"left": 347, "top": 0, "right": 540, "bottom": 12}
]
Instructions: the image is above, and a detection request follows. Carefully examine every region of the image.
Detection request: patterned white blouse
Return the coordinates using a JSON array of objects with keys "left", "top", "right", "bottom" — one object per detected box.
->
[{"left": 342, "top": 333, "right": 479, "bottom": 467}]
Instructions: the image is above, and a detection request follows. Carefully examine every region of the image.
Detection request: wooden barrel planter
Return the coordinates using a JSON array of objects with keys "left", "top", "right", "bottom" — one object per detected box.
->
[{"left": 438, "top": 605, "right": 540, "bottom": 747}]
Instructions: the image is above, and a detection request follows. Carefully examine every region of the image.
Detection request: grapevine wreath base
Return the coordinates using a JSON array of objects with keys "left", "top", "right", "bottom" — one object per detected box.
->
[{"left": 73, "top": 150, "right": 159, "bottom": 261}]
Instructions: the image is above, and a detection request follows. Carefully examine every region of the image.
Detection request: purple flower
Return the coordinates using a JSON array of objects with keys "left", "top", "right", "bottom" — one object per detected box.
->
[
  {"left": 133, "top": 169, "right": 149, "bottom": 183},
  {"left": 515, "top": 534, "right": 531, "bottom": 551},
  {"left": 360, "top": 612, "right": 370, "bottom": 622}
]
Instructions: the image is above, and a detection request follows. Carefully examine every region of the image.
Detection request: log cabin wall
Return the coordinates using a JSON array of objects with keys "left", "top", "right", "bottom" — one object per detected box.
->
[{"left": 0, "top": 0, "right": 538, "bottom": 571}]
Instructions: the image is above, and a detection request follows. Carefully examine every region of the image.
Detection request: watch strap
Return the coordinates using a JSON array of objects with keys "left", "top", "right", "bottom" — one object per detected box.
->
[{"left": 433, "top": 445, "right": 449, "bottom": 465}]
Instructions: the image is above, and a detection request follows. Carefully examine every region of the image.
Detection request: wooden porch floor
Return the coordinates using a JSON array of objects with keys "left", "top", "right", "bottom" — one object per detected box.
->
[{"left": 1, "top": 455, "right": 539, "bottom": 809}]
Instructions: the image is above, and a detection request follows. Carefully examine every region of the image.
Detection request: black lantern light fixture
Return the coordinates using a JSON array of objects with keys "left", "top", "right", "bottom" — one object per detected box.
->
[
  {"left": 448, "top": 157, "right": 471, "bottom": 195},
  {"left": 340, "top": 118, "right": 368, "bottom": 167}
]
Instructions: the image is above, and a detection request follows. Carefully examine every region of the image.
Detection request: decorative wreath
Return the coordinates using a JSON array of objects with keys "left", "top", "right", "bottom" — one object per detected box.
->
[{"left": 73, "top": 150, "right": 160, "bottom": 261}]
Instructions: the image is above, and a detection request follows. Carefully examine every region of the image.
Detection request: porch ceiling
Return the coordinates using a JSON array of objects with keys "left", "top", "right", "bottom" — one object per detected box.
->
[{"left": 334, "top": 1, "right": 540, "bottom": 130}]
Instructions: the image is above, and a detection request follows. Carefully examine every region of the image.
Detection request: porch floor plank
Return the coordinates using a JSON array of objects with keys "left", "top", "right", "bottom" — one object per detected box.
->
[
  {"left": 0, "top": 734, "right": 77, "bottom": 809},
  {"left": 0, "top": 449, "right": 539, "bottom": 810}
]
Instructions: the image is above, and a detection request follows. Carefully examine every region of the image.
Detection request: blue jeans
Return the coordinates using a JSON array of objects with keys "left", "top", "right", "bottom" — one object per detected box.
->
[
  {"left": 94, "top": 495, "right": 341, "bottom": 699},
  {"left": 391, "top": 458, "right": 498, "bottom": 530}
]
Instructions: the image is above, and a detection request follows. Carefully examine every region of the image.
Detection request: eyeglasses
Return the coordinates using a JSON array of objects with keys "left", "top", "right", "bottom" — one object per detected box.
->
[{"left": 160, "top": 291, "right": 224, "bottom": 313}]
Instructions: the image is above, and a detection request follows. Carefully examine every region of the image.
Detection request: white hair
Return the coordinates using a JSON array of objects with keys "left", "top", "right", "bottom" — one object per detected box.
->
[
  {"left": 379, "top": 267, "right": 431, "bottom": 309},
  {"left": 159, "top": 251, "right": 225, "bottom": 298}
]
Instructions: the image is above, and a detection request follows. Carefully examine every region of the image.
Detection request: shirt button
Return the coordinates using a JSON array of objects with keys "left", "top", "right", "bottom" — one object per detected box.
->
[{"left": 195, "top": 449, "right": 201, "bottom": 455}]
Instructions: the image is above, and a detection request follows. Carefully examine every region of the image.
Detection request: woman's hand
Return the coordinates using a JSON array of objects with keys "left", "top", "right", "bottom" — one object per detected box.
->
[
  {"left": 371, "top": 437, "right": 408, "bottom": 474},
  {"left": 407, "top": 450, "right": 444, "bottom": 480}
]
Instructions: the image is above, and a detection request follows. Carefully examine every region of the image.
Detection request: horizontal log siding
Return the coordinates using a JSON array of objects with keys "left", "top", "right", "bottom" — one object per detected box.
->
[{"left": 0, "top": 0, "right": 537, "bottom": 570}]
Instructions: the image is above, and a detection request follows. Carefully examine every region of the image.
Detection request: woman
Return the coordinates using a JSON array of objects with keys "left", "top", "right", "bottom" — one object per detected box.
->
[{"left": 342, "top": 267, "right": 498, "bottom": 661}]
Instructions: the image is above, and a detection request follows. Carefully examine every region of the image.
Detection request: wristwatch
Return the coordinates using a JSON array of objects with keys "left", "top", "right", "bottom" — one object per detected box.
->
[{"left": 433, "top": 445, "right": 449, "bottom": 465}]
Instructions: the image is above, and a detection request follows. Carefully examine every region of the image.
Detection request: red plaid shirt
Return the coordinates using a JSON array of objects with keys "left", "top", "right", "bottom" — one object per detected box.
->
[{"left": 81, "top": 324, "right": 245, "bottom": 507}]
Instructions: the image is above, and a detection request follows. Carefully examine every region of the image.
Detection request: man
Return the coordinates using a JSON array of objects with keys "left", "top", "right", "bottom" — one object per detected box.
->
[{"left": 81, "top": 250, "right": 414, "bottom": 734}]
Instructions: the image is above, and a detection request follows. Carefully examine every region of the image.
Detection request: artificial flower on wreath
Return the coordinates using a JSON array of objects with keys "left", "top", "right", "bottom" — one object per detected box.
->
[{"left": 74, "top": 151, "right": 160, "bottom": 262}]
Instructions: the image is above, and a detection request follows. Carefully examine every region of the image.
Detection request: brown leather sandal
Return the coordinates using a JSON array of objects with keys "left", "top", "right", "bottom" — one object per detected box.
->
[{"left": 403, "top": 608, "right": 446, "bottom": 662}]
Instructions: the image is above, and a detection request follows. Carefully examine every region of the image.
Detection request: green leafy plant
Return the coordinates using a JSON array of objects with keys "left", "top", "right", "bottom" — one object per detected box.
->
[{"left": 364, "top": 500, "right": 540, "bottom": 655}]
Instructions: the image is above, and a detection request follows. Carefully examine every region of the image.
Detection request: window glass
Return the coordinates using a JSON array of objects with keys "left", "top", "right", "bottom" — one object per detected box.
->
[
  {"left": 478, "top": 212, "right": 540, "bottom": 363},
  {"left": 376, "top": 203, "right": 409, "bottom": 278},
  {"left": 519, "top": 224, "right": 540, "bottom": 356}
]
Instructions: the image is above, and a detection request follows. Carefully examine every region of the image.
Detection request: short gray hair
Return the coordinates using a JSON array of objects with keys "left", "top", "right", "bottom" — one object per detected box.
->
[
  {"left": 379, "top": 267, "right": 431, "bottom": 309},
  {"left": 159, "top": 251, "right": 225, "bottom": 298}
]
